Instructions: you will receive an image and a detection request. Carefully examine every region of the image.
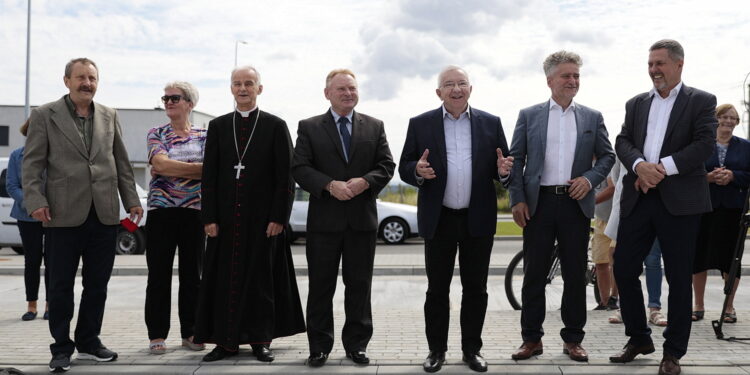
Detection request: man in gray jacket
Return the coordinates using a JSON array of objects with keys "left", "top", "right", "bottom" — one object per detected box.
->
[
  {"left": 23, "top": 57, "right": 142, "bottom": 373},
  {"left": 508, "top": 50, "right": 614, "bottom": 362}
]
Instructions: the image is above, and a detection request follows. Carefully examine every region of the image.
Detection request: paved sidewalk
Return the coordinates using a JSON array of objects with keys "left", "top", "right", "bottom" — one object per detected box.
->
[{"left": 3, "top": 307, "right": 750, "bottom": 374}]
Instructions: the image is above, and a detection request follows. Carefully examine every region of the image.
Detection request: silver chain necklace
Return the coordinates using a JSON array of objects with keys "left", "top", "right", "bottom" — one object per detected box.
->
[{"left": 232, "top": 108, "right": 260, "bottom": 179}]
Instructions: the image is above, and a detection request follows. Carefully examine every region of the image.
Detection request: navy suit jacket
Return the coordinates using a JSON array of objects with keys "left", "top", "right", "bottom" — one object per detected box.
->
[
  {"left": 399, "top": 107, "right": 509, "bottom": 240},
  {"left": 706, "top": 136, "right": 750, "bottom": 210},
  {"left": 616, "top": 85, "right": 716, "bottom": 217}
]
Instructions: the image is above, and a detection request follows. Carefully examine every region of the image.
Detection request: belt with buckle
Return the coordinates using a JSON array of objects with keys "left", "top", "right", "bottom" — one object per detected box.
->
[{"left": 540, "top": 185, "right": 570, "bottom": 195}]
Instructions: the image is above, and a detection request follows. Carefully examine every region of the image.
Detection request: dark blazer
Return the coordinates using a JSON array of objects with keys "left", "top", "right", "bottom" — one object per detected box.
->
[
  {"left": 292, "top": 110, "right": 395, "bottom": 232},
  {"left": 706, "top": 136, "right": 750, "bottom": 209},
  {"left": 399, "top": 107, "right": 509, "bottom": 240},
  {"left": 616, "top": 84, "right": 716, "bottom": 217},
  {"left": 508, "top": 101, "right": 615, "bottom": 218}
]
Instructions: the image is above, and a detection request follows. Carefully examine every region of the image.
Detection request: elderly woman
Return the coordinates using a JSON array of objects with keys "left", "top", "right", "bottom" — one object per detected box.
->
[
  {"left": 145, "top": 81, "right": 207, "bottom": 353},
  {"left": 7, "top": 120, "right": 48, "bottom": 321},
  {"left": 692, "top": 104, "right": 750, "bottom": 323}
]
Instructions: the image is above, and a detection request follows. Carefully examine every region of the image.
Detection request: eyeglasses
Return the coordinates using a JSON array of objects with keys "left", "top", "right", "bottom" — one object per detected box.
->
[
  {"left": 161, "top": 95, "right": 187, "bottom": 104},
  {"left": 441, "top": 81, "right": 470, "bottom": 89},
  {"left": 718, "top": 115, "right": 739, "bottom": 122}
]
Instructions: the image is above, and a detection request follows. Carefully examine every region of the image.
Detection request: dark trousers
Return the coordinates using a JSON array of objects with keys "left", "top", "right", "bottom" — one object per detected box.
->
[
  {"left": 614, "top": 191, "right": 700, "bottom": 358},
  {"left": 306, "top": 229, "right": 376, "bottom": 353},
  {"left": 424, "top": 207, "right": 494, "bottom": 353},
  {"left": 520, "top": 193, "right": 589, "bottom": 344},
  {"left": 19, "top": 220, "right": 48, "bottom": 302},
  {"left": 46, "top": 208, "right": 117, "bottom": 356},
  {"left": 145, "top": 208, "right": 204, "bottom": 340}
]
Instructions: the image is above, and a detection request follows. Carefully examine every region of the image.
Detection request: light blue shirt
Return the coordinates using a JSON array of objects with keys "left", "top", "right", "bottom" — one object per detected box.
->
[
  {"left": 7, "top": 147, "right": 37, "bottom": 222},
  {"left": 442, "top": 105, "right": 473, "bottom": 209},
  {"left": 330, "top": 108, "right": 353, "bottom": 162}
]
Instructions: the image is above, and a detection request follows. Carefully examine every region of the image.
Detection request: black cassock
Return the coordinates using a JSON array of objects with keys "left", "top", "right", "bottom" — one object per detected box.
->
[{"left": 195, "top": 109, "right": 305, "bottom": 350}]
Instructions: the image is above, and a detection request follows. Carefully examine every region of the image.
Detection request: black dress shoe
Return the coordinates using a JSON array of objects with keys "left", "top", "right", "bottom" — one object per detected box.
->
[
  {"left": 21, "top": 311, "right": 37, "bottom": 321},
  {"left": 308, "top": 352, "right": 328, "bottom": 367},
  {"left": 462, "top": 352, "right": 488, "bottom": 372},
  {"left": 251, "top": 344, "right": 274, "bottom": 362},
  {"left": 423, "top": 351, "right": 445, "bottom": 373},
  {"left": 609, "top": 342, "right": 655, "bottom": 363},
  {"left": 202, "top": 346, "right": 237, "bottom": 362},
  {"left": 346, "top": 351, "right": 370, "bottom": 365}
]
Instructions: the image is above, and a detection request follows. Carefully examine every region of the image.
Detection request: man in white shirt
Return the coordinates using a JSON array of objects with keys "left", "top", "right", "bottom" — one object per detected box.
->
[
  {"left": 609, "top": 39, "right": 716, "bottom": 375},
  {"left": 507, "top": 51, "right": 615, "bottom": 362},
  {"left": 399, "top": 65, "right": 513, "bottom": 373}
]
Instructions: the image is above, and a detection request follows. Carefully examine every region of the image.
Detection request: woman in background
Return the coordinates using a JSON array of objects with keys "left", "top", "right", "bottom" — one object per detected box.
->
[
  {"left": 7, "top": 119, "right": 48, "bottom": 321},
  {"left": 692, "top": 104, "right": 750, "bottom": 323}
]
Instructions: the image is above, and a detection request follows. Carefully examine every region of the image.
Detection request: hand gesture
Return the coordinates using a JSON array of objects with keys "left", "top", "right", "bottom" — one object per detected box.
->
[
  {"left": 346, "top": 177, "right": 369, "bottom": 196},
  {"left": 266, "top": 222, "right": 283, "bottom": 237},
  {"left": 416, "top": 149, "right": 436, "bottom": 179},
  {"left": 329, "top": 180, "right": 355, "bottom": 201},
  {"left": 512, "top": 202, "right": 530, "bottom": 227},
  {"left": 634, "top": 162, "right": 666, "bottom": 188},
  {"left": 567, "top": 177, "right": 591, "bottom": 200},
  {"left": 496, "top": 148, "right": 514, "bottom": 176}
]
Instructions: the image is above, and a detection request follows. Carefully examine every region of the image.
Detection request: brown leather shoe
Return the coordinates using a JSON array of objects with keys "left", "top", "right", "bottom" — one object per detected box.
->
[
  {"left": 562, "top": 342, "right": 588, "bottom": 362},
  {"left": 608, "top": 342, "right": 655, "bottom": 363},
  {"left": 511, "top": 341, "right": 543, "bottom": 360},
  {"left": 659, "top": 353, "right": 681, "bottom": 375}
]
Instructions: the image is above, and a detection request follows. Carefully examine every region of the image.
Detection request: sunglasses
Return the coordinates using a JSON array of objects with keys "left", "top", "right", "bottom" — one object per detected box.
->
[{"left": 161, "top": 95, "right": 187, "bottom": 104}]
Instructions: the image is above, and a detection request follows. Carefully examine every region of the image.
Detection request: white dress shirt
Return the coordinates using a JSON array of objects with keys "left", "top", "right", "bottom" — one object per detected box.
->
[
  {"left": 540, "top": 98, "right": 577, "bottom": 186},
  {"left": 442, "top": 105, "right": 472, "bottom": 209},
  {"left": 632, "top": 82, "right": 682, "bottom": 175}
]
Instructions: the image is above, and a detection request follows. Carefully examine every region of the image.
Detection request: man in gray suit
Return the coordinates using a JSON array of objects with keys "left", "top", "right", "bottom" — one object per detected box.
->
[
  {"left": 23, "top": 57, "right": 143, "bottom": 373},
  {"left": 508, "top": 51, "right": 615, "bottom": 362}
]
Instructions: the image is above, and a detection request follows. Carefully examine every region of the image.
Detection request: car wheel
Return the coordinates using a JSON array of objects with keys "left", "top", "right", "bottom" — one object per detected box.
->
[
  {"left": 11, "top": 246, "right": 24, "bottom": 255},
  {"left": 380, "top": 217, "right": 409, "bottom": 245},
  {"left": 116, "top": 227, "right": 146, "bottom": 255}
]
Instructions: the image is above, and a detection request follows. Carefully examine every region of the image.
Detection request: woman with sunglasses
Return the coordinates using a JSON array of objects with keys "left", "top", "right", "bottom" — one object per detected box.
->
[
  {"left": 692, "top": 104, "right": 750, "bottom": 324},
  {"left": 144, "top": 81, "right": 207, "bottom": 354}
]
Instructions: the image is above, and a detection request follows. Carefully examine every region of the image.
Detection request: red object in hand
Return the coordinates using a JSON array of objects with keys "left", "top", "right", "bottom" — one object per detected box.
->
[{"left": 120, "top": 218, "right": 138, "bottom": 233}]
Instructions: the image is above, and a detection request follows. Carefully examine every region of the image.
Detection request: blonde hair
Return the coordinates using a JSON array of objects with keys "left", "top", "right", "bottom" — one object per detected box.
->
[{"left": 326, "top": 69, "right": 356, "bottom": 88}]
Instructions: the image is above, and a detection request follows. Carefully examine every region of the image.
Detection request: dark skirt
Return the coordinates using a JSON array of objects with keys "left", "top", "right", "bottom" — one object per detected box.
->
[{"left": 694, "top": 207, "right": 744, "bottom": 277}]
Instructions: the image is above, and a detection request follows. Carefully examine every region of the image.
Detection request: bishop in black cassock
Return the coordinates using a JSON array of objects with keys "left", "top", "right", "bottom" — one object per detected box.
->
[{"left": 194, "top": 66, "right": 305, "bottom": 362}]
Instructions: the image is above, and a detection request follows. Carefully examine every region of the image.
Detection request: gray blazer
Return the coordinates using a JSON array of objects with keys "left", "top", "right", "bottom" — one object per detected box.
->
[
  {"left": 508, "top": 101, "right": 615, "bottom": 218},
  {"left": 23, "top": 96, "right": 141, "bottom": 227}
]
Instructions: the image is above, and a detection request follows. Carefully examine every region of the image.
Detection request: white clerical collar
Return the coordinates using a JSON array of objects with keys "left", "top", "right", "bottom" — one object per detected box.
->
[
  {"left": 549, "top": 98, "right": 576, "bottom": 112},
  {"left": 329, "top": 108, "right": 353, "bottom": 124},
  {"left": 236, "top": 105, "right": 258, "bottom": 118},
  {"left": 649, "top": 81, "right": 683, "bottom": 100},
  {"left": 442, "top": 104, "right": 471, "bottom": 120}
]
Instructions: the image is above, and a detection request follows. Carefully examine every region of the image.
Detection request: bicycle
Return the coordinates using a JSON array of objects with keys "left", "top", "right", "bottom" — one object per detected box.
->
[{"left": 504, "top": 242, "right": 600, "bottom": 311}]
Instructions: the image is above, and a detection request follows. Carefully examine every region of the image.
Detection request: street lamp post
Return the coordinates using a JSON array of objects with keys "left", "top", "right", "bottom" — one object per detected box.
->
[
  {"left": 234, "top": 40, "right": 247, "bottom": 67},
  {"left": 24, "top": 0, "right": 31, "bottom": 119}
]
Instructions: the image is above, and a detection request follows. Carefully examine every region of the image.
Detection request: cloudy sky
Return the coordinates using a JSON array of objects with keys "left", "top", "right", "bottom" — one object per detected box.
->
[{"left": 2, "top": 0, "right": 749, "bottom": 178}]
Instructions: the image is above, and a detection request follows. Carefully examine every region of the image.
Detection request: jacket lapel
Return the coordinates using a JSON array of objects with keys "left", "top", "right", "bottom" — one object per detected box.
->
[
  {"left": 321, "top": 111, "right": 347, "bottom": 163},
  {"left": 536, "top": 102, "right": 551, "bottom": 164},
  {"left": 88, "top": 103, "right": 110, "bottom": 161},
  {"left": 636, "top": 95, "right": 653, "bottom": 149},
  {"left": 49, "top": 98, "right": 88, "bottom": 158},
  {"left": 431, "top": 107, "right": 448, "bottom": 169},
  {"left": 469, "top": 108, "right": 479, "bottom": 172},
  {"left": 662, "top": 85, "right": 689, "bottom": 145},
  {"left": 348, "top": 111, "right": 363, "bottom": 160}
]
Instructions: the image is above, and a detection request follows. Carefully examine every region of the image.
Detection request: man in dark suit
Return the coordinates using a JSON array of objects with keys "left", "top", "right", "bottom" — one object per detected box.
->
[
  {"left": 23, "top": 58, "right": 143, "bottom": 373},
  {"left": 507, "top": 51, "right": 615, "bottom": 363},
  {"left": 399, "top": 65, "right": 514, "bottom": 373},
  {"left": 292, "top": 69, "right": 395, "bottom": 368},
  {"left": 609, "top": 39, "right": 716, "bottom": 375}
]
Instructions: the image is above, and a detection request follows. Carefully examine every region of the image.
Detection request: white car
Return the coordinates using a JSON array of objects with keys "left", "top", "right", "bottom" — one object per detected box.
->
[
  {"left": 0, "top": 157, "right": 149, "bottom": 255},
  {"left": 289, "top": 187, "right": 419, "bottom": 244}
]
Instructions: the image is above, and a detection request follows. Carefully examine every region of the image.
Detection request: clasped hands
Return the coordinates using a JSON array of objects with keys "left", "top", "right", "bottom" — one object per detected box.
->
[
  {"left": 415, "top": 148, "right": 514, "bottom": 180},
  {"left": 634, "top": 162, "right": 666, "bottom": 193},
  {"left": 328, "top": 177, "right": 369, "bottom": 201},
  {"left": 707, "top": 167, "right": 734, "bottom": 186}
]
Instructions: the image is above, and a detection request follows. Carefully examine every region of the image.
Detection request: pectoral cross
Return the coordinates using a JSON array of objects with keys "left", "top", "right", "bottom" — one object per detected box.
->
[{"left": 234, "top": 162, "right": 245, "bottom": 179}]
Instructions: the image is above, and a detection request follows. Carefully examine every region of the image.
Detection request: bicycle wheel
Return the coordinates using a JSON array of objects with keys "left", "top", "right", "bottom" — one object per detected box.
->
[
  {"left": 504, "top": 250, "right": 525, "bottom": 310},
  {"left": 504, "top": 248, "right": 567, "bottom": 311}
]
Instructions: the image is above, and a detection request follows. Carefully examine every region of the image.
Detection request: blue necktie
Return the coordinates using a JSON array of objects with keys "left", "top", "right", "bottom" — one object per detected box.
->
[{"left": 338, "top": 117, "right": 351, "bottom": 160}]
